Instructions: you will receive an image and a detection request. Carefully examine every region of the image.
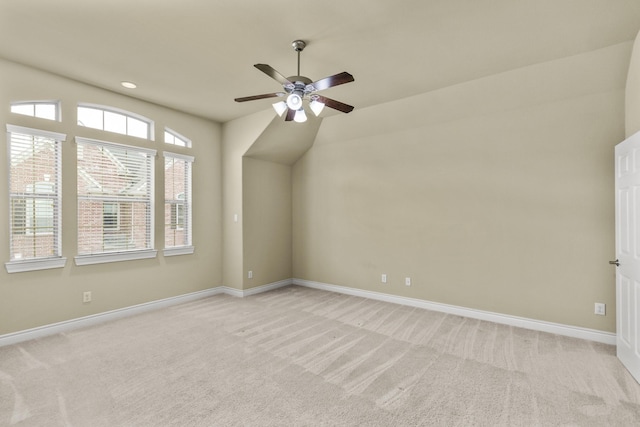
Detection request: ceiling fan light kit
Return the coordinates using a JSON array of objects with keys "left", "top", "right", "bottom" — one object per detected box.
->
[
  {"left": 235, "top": 39, "right": 355, "bottom": 123},
  {"left": 272, "top": 101, "right": 288, "bottom": 117},
  {"left": 286, "top": 92, "right": 303, "bottom": 110},
  {"left": 309, "top": 98, "right": 325, "bottom": 116},
  {"left": 293, "top": 109, "right": 307, "bottom": 123}
]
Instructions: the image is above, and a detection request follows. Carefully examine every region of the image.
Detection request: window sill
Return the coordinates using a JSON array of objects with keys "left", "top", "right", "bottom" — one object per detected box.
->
[
  {"left": 74, "top": 250, "right": 157, "bottom": 266},
  {"left": 5, "top": 257, "right": 67, "bottom": 273},
  {"left": 163, "top": 246, "right": 194, "bottom": 257}
]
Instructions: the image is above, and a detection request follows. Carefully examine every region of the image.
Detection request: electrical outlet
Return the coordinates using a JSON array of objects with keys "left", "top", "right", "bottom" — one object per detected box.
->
[
  {"left": 83, "top": 291, "right": 92, "bottom": 303},
  {"left": 381, "top": 274, "right": 387, "bottom": 284},
  {"left": 248, "top": 270, "right": 253, "bottom": 279},
  {"left": 594, "top": 303, "right": 606, "bottom": 316},
  {"left": 405, "top": 277, "right": 411, "bottom": 286}
]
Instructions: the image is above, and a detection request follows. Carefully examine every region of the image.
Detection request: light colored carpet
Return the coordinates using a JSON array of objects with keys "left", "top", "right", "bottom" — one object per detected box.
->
[{"left": 1, "top": 285, "right": 640, "bottom": 426}]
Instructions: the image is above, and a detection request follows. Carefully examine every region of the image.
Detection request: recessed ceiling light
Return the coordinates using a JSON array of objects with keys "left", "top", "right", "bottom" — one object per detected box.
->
[{"left": 121, "top": 81, "right": 137, "bottom": 89}]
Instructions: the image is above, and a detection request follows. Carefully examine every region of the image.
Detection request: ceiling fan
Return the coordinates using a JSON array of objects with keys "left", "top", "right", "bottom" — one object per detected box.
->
[{"left": 234, "top": 40, "right": 355, "bottom": 123}]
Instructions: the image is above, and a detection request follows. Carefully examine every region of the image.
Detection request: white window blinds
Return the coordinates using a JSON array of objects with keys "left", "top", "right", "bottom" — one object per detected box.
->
[
  {"left": 164, "top": 153, "right": 193, "bottom": 252},
  {"left": 7, "top": 125, "right": 65, "bottom": 263},
  {"left": 76, "top": 137, "right": 155, "bottom": 257}
]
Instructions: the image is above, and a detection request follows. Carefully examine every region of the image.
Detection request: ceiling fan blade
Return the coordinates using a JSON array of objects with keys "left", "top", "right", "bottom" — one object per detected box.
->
[
  {"left": 254, "top": 64, "right": 292, "bottom": 86},
  {"left": 316, "top": 96, "right": 354, "bottom": 114},
  {"left": 284, "top": 108, "right": 296, "bottom": 121},
  {"left": 234, "top": 92, "right": 285, "bottom": 102},
  {"left": 308, "top": 72, "right": 354, "bottom": 92}
]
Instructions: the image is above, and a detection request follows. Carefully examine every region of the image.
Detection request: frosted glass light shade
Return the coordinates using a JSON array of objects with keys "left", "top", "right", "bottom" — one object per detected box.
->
[
  {"left": 293, "top": 109, "right": 307, "bottom": 123},
  {"left": 272, "top": 101, "right": 287, "bottom": 117},
  {"left": 286, "top": 93, "right": 303, "bottom": 110},
  {"left": 309, "top": 100, "right": 325, "bottom": 116}
]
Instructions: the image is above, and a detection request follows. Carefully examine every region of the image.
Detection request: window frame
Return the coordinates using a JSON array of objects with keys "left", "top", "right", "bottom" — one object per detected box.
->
[
  {"left": 163, "top": 152, "right": 194, "bottom": 257},
  {"left": 170, "top": 193, "right": 186, "bottom": 231},
  {"left": 10, "top": 101, "right": 61, "bottom": 122},
  {"left": 102, "top": 202, "right": 121, "bottom": 231},
  {"left": 74, "top": 136, "right": 157, "bottom": 266},
  {"left": 23, "top": 182, "right": 56, "bottom": 236},
  {"left": 5, "top": 124, "right": 66, "bottom": 273}
]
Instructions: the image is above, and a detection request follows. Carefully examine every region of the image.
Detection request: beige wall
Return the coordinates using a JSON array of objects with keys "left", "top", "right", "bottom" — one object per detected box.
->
[
  {"left": 0, "top": 59, "right": 222, "bottom": 335},
  {"left": 1, "top": 38, "right": 634, "bottom": 336},
  {"left": 242, "top": 157, "right": 292, "bottom": 288},
  {"left": 293, "top": 42, "right": 632, "bottom": 332},
  {"left": 626, "top": 30, "right": 640, "bottom": 137}
]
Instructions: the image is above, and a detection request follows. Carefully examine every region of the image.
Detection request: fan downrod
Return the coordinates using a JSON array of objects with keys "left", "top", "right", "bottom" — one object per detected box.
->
[{"left": 291, "top": 40, "right": 306, "bottom": 77}]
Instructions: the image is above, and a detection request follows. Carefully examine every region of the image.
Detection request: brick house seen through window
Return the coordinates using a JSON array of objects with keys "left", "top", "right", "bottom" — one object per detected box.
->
[
  {"left": 77, "top": 138, "right": 153, "bottom": 256},
  {"left": 8, "top": 127, "right": 63, "bottom": 262},
  {"left": 164, "top": 153, "right": 192, "bottom": 250}
]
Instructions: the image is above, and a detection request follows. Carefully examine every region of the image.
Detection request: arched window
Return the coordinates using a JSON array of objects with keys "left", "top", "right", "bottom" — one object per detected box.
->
[
  {"left": 77, "top": 103, "right": 154, "bottom": 140},
  {"left": 164, "top": 128, "right": 191, "bottom": 148},
  {"left": 11, "top": 101, "right": 60, "bottom": 121}
]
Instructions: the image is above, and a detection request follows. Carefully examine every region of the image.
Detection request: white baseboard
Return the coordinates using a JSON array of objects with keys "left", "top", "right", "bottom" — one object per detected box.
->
[
  {"left": 0, "top": 279, "right": 294, "bottom": 348},
  {"left": 220, "top": 279, "right": 293, "bottom": 298},
  {"left": 0, "top": 278, "right": 616, "bottom": 347},
  {"left": 242, "top": 279, "right": 294, "bottom": 296},
  {"left": 293, "top": 279, "right": 616, "bottom": 345},
  {"left": 0, "top": 287, "right": 223, "bottom": 347}
]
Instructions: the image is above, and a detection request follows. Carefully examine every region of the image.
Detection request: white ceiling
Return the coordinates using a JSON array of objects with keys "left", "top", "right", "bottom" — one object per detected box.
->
[{"left": 2, "top": 0, "right": 640, "bottom": 123}]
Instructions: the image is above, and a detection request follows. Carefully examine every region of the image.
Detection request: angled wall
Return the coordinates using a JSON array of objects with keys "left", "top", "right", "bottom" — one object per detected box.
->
[{"left": 222, "top": 110, "right": 275, "bottom": 290}]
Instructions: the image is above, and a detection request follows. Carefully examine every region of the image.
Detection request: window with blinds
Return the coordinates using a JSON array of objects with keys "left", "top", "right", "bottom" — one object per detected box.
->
[
  {"left": 6, "top": 124, "right": 66, "bottom": 273},
  {"left": 164, "top": 153, "right": 193, "bottom": 255},
  {"left": 76, "top": 137, "right": 156, "bottom": 264}
]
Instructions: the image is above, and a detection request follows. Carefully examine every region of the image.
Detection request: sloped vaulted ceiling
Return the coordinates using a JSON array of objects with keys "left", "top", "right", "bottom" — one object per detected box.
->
[
  {"left": 1, "top": 1, "right": 640, "bottom": 123},
  {"left": 244, "top": 116, "right": 323, "bottom": 166}
]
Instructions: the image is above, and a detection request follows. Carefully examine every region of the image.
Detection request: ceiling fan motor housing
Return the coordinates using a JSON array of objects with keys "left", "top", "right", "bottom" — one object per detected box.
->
[{"left": 285, "top": 76, "right": 312, "bottom": 90}]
